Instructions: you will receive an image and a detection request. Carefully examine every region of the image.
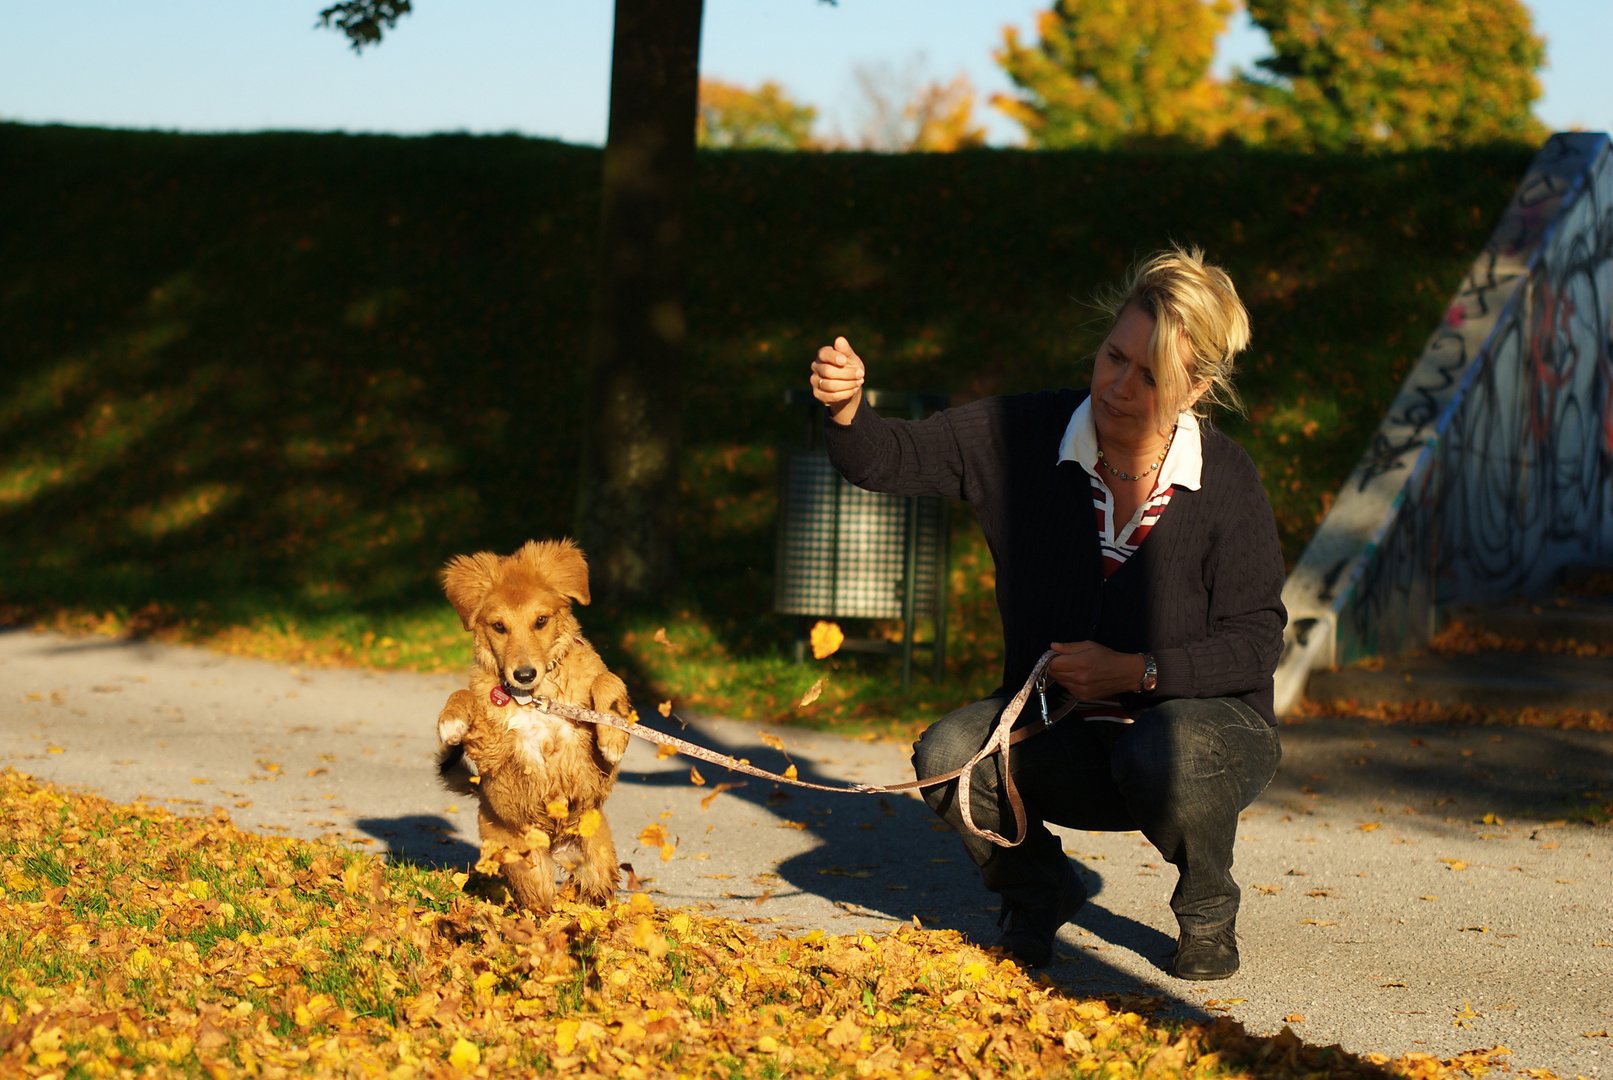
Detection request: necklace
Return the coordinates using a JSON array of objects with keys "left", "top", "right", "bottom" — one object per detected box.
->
[{"left": 1096, "top": 429, "right": 1174, "bottom": 482}]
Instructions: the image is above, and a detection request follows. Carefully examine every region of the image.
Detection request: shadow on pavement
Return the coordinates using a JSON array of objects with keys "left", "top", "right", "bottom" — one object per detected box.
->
[
  {"left": 621, "top": 715, "right": 1203, "bottom": 1004},
  {"left": 1263, "top": 716, "right": 1613, "bottom": 824},
  {"left": 354, "top": 814, "right": 478, "bottom": 869}
]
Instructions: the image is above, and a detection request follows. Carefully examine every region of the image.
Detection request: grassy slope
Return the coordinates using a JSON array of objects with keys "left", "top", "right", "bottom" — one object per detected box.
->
[{"left": 0, "top": 124, "right": 1534, "bottom": 730}]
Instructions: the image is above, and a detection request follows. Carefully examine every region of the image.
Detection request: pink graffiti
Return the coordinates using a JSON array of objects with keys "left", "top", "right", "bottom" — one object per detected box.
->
[{"left": 1526, "top": 278, "right": 1578, "bottom": 448}]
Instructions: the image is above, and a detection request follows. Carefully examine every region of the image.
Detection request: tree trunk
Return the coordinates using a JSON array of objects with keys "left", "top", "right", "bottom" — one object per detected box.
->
[{"left": 574, "top": 0, "right": 705, "bottom": 602}]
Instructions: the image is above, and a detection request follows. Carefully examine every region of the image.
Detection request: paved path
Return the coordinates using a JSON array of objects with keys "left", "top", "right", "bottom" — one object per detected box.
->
[{"left": 3, "top": 628, "right": 1610, "bottom": 1076}]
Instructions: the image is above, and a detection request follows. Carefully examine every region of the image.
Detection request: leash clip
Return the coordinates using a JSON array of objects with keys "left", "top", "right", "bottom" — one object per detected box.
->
[{"left": 1036, "top": 674, "right": 1050, "bottom": 726}]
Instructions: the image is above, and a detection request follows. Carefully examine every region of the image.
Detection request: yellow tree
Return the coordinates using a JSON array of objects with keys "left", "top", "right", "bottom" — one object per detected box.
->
[
  {"left": 909, "top": 75, "right": 989, "bottom": 152},
  {"left": 994, "top": 0, "right": 1246, "bottom": 148},
  {"left": 697, "top": 79, "right": 818, "bottom": 149},
  {"left": 1243, "top": 0, "right": 1546, "bottom": 150}
]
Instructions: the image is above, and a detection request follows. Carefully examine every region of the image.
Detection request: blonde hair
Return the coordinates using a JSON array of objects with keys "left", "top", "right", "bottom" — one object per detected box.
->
[{"left": 1095, "top": 245, "right": 1250, "bottom": 431}]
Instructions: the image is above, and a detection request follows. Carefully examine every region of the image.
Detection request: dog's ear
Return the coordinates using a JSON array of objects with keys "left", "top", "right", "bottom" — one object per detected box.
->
[
  {"left": 520, "top": 538, "right": 591, "bottom": 606},
  {"left": 441, "top": 552, "right": 502, "bottom": 628}
]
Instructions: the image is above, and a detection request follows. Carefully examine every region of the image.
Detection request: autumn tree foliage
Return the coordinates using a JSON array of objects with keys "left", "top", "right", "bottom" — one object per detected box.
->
[
  {"left": 1241, "top": 0, "right": 1546, "bottom": 150},
  {"left": 994, "top": 0, "right": 1245, "bottom": 148},
  {"left": 995, "top": 0, "right": 1546, "bottom": 151},
  {"left": 849, "top": 67, "right": 988, "bottom": 152},
  {"left": 697, "top": 79, "right": 819, "bottom": 150}
]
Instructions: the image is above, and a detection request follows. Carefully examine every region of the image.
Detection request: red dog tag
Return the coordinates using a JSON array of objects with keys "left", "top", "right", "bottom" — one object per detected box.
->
[{"left": 489, "top": 685, "right": 512, "bottom": 706}]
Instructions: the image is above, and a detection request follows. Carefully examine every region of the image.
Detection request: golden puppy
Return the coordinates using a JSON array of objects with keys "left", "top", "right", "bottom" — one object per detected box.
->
[{"left": 435, "top": 539, "right": 633, "bottom": 912}]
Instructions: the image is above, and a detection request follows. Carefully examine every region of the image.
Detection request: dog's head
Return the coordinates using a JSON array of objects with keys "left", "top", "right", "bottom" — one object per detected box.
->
[{"left": 442, "top": 539, "right": 591, "bottom": 695}]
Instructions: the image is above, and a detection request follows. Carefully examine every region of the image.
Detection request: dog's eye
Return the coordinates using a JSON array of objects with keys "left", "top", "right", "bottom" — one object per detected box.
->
[
  {"left": 534, "top": 615, "right": 549, "bottom": 629},
  {"left": 491, "top": 621, "right": 507, "bottom": 634}
]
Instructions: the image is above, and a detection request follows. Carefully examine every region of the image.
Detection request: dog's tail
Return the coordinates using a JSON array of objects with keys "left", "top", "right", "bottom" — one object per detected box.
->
[{"left": 436, "top": 743, "right": 480, "bottom": 797}]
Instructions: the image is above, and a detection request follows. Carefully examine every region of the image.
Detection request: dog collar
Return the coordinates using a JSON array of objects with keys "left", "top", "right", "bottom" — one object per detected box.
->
[{"left": 490, "top": 684, "right": 531, "bottom": 707}]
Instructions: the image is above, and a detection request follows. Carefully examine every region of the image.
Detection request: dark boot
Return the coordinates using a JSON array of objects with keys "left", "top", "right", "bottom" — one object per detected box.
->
[
  {"left": 992, "top": 858, "right": 1086, "bottom": 968},
  {"left": 1172, "top": 919, "right": 1239, "bottom": 981}
]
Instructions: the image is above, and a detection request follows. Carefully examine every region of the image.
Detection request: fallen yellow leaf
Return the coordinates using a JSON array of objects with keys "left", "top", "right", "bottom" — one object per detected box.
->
[
  {"left": 658, "top": 700, "right": 672, "bottom": 717},
  {"left": 689, "top": 766, "right": 706, "bottom": 786},
  {"left": 700, "top": 783, "right": 739, "bottom": 812},
  {"left": 783, "top": 764, "right": 799, "bottom": 781},
  {"left": 546, "top": 798, "right": 568, "bottom": 819},
  {"left": 576, "top": 809, "right": 602, "bottom": 838}
]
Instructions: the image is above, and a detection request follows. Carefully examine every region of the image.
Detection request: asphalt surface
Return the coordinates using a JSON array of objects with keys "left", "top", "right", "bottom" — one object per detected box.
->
[{"left": 3, "top": 626, "right": 1610, "bottom": 1076}]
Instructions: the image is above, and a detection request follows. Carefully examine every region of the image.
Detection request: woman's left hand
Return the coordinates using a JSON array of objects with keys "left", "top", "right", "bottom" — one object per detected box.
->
[{"left": 1046, "top": 641, "right": 1147, "bottom": 700}]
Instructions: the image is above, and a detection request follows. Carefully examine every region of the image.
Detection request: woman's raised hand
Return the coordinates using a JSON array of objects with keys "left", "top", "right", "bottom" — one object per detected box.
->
[{"left": 811, "top": 336, "right": 866, "bottom": 426}]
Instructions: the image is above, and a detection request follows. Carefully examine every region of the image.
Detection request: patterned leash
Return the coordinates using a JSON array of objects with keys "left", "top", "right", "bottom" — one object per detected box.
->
[{"left": 520, "top": 650, "right": 1082, "bottom": 848}]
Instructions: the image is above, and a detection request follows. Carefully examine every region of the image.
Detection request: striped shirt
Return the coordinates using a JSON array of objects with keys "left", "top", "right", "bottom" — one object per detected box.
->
[{"left": 1091, "top": 478, "right": 1175, "bottom": 577}]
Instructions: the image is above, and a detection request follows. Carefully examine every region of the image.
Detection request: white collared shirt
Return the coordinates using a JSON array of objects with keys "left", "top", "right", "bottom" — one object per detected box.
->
[{"left": 1058, "top": 398, "right": 1203, "bottom": 553}]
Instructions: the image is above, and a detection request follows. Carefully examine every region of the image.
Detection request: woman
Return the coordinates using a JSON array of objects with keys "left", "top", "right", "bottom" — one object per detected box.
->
[{"left": 808, "top": 247, "right": 1284, "bottom": 981}]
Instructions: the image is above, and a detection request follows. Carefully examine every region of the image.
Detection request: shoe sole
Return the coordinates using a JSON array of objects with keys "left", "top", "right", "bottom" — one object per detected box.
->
[{"left": 1174, "top": 962, "right": 1239, "bottom": 981}]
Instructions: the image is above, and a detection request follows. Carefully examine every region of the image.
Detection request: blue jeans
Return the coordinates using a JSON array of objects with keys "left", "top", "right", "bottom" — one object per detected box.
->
[{"left": 912, "top": 696, "right": 1281, "bottom": 933}]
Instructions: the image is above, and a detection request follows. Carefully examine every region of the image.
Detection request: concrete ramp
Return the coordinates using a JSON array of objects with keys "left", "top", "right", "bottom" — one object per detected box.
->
[{"left": 1276, "top": 132, "right": 1613, "bottom": 714}]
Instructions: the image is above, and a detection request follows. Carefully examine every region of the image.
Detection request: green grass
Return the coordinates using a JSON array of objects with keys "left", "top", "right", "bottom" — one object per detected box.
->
[{"left": 0, "top": 123, "right": 1535, "bottom": 729}]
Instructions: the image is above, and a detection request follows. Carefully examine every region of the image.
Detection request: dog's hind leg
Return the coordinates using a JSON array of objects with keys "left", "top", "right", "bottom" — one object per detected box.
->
[
  {"left": 502, "top": 849, "right": 558, "bottom": 915},
  {"left": 571, "top": 815, "right": 621, "bottom": 906},
  {"left": 479, "top": 810, "right": 556, "bottom": 914},
  {"left": 589, "top": 672, "right": 633, "bottom": 766}
]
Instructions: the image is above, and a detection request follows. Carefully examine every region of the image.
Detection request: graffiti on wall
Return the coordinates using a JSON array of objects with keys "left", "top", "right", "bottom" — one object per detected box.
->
[{"left": 1275, "top": 133, "right": 1613, "bottom": 711}]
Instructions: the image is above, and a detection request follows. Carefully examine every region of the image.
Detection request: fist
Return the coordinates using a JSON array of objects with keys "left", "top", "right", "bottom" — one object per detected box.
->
[{"left": 811, "top": 336, "right": 866, "bottom": 424}]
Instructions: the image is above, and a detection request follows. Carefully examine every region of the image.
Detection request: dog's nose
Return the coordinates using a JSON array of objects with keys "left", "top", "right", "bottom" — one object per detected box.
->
[{"left": 511, "top": 666, "right": 538, "bottom": 686}]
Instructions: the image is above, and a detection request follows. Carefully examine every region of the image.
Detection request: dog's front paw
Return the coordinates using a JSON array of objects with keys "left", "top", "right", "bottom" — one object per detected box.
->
[
  {"left": 437, "top": 689, "right": 476, "bottom": 747},
  {"left": 597, "top": 725, "right": 630, "bottom": 765},
  {"left": 439, "top": 714, "right": 469, "bottom": 746}
]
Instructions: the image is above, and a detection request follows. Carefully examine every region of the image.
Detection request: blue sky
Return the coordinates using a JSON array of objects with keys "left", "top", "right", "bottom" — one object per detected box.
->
[{"left": 1, "top": 1, "right": 1607, "bottom": 145}]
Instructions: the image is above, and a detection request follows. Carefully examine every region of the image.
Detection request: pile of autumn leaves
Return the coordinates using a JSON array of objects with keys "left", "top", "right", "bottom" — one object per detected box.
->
[{"left": 1, "top": 770, "right": 1527, "bottom": 1080}]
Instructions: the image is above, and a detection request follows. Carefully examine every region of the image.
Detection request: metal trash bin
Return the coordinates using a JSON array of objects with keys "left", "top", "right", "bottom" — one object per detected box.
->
[{"left": 775, "top": 389, "right": 950, "bottom": 685}]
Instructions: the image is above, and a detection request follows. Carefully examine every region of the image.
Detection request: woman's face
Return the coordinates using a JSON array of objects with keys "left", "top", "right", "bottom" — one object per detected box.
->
[{"left": 1090, "top": 303, "right": 1178, "bottom": 447}]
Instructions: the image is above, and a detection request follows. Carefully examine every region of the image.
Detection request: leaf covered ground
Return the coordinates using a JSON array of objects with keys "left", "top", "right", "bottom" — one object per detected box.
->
[{"left": 1, "top": 769, "right": 1541, "bottom": 1080}]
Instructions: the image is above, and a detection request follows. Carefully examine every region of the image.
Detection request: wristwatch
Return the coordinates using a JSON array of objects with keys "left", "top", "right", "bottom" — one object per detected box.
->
[{"left": 1139, "top": 653, "right": 1158, "bottom": 693}]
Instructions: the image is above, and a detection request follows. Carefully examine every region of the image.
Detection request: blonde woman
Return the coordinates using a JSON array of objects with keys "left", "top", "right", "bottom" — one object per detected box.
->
[{"left": 809, "top": 247, "right": 1284, "bottom": 981}]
